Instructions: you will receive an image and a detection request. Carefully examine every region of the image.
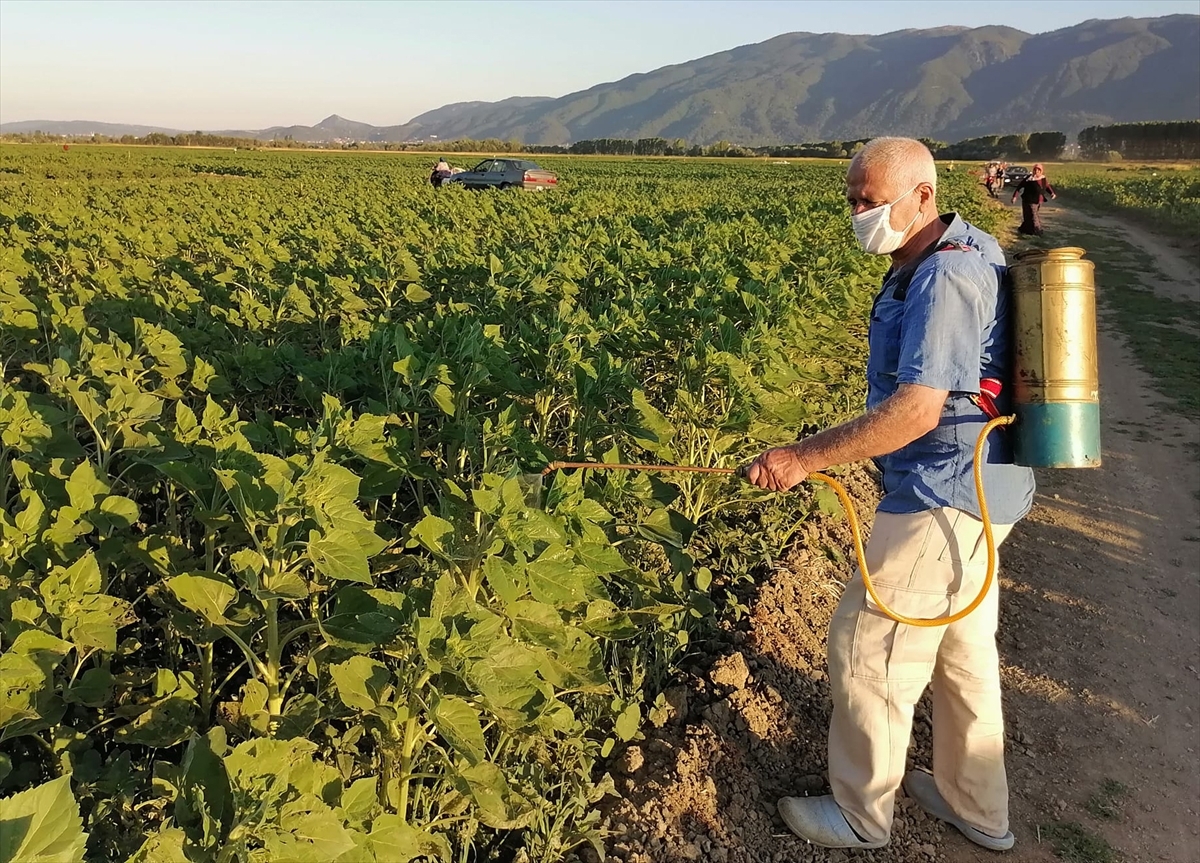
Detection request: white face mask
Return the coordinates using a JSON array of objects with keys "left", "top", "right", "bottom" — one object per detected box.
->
[{"left": 851, "top": 186, "right": 921, "bottom": 255}]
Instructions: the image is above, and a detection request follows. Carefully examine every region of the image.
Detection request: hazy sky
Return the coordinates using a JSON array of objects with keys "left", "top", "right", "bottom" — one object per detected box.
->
[{"left": 2, "top": 0, "right": 1196, "bottom": 129}]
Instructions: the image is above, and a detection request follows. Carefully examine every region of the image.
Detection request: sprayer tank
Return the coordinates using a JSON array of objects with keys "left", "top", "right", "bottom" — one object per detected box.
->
[{"left": 1008, "top": 247, "right": 1102, "bottom": 468}]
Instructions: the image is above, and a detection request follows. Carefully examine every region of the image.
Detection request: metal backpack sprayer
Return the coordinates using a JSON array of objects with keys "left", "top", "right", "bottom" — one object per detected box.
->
[{"left": 542, "top": 247, "right": 1101, "bottom": 627}]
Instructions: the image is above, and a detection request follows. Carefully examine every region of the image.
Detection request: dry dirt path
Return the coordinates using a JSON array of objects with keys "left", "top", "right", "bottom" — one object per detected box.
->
[
  {"left": 592, "top": 201, "right": 1199, "bottom": 863},
  {"left": 948, "top": 200, "right": 1200, "bottom": 862}
]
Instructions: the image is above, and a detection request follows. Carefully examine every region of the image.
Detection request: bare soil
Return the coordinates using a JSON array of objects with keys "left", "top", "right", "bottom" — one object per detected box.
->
[{"left": 588, "top": 202, "right": 1200, "bottom": 863}]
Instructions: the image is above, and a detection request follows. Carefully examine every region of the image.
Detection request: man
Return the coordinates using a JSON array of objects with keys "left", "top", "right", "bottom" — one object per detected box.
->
[
  {"left": 431, "top": 157, "right": 453, "bottom": 187},
  {"left": 745, "top": 137, "right": 1035, "bottom": 852}
]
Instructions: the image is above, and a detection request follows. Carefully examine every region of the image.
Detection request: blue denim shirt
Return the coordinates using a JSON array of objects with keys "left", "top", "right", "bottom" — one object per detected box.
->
[{"left": 867, "top": 214, "right": 1035, "bottom": 523}]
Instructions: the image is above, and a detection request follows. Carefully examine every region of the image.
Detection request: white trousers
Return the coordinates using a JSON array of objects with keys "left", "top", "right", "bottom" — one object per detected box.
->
[{"left": 827, "top": 508, "right": 1015, "bottom": 843}]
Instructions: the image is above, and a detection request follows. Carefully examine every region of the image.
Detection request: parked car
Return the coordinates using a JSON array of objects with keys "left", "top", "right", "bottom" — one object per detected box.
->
[
  {"left": 444, "top": 158, "right": 558, "bottom": 191},
  {"left": 1003, "top": 165, "right": 1031, "bottom": 187}
]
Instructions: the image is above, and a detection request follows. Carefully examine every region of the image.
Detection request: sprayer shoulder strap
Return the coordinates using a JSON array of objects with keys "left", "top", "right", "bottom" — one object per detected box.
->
[
  {"left": 885, "top": 241, "right": 1009, "bottom": 422},
  {"left": 890, "top": 240, "right": 976, "bottom": 302}
]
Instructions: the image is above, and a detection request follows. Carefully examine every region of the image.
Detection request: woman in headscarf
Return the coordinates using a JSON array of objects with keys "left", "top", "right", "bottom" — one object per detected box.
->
[{"left": 1011, "top": 163, "right": 1057, "bottom": 236}]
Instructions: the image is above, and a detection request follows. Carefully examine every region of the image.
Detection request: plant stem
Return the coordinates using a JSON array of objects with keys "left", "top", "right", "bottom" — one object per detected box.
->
[
  {"left": 396, "top": 712, "right": 419, "bottom": 820},
  {"left": 198, "top": 642, "right": 215, "bottom": 721},
  {"left": 264, "top": 598, "right": 283, "bottom": 733}
]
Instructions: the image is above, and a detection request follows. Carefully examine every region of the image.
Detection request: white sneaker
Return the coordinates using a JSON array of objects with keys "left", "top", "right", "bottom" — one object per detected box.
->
[
  {"left": 903, "top": 770, "right": 1015, "bottom": 852},
  {"left": 777, "top": 795, "right": 888, "bottom": 849}
]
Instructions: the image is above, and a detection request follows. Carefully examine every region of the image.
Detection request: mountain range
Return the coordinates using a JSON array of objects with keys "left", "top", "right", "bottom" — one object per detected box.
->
[{"left": 4, "top": 15, "right": 1197, "bottom": 146}]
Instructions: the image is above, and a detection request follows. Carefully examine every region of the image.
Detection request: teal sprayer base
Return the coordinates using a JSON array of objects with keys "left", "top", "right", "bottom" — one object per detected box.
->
[{"left": 1013, "top": 402, "right": 1102, "bottom": 468}]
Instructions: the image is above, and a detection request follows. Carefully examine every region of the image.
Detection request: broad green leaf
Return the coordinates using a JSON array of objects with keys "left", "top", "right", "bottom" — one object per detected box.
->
[
  {"left": 9, "top": 598, "right": 41, "bottom": 625},
  {"left": 276, "top": 693, "right": 321, "bottom": 740},
  {"left": 320, "top": 587, "right": 406, "bottom": 652},
  {"left": 340, "top": 777, "right": 380, "bottom": 824},
  {"left": 39, "top": 553, "right": 102, "bottom": 616},
  {"left": 465, "top": 647, "right": 547, "bottom": 729},
  {"left": 0, "top": 775, "right": 88, "bottom": 863},
  {"left": 481, "top": 557, "right": 525, "bottom": 606},
  {"left": 116, "top": 673, "right": 198, "bottom": 748},
  {"left": 581, "top": 600, "right": 640, "bottom": 640},
  {"left": 430, "top": 694, "right": 486, "bottom": 766},
  {"left": 124, "top": 827, "right": 190, "bottom": 863},
  {"left": 410, "top": 514, "right": 454, "bottom": 556},
  {"left": 637, "top": 508, "right": 697, "bottom": 549},
  {"left": 91, "top": 495, "right": 140, "bottom": 532},
  {"left": 238, "top": 679, "right": 271, "bottom": 737},
  {"left": 298, "top": 462, "right": 361, "bottom": 512},
  {"left": 66, "top": 552, "right": 102, "bottom": 597},
  {"left": 629, "top": 389, "right": 676, "bottom": 457},
  {"left": 175, "top": 729, "right": 232, "bottom": 848},
  {"left": 367, "top": 814, "right": 450, "bottom": 863},
  {"left": 814, "top": 484, "right": 844, "bottom": 519},
  {"left": 66, "top": 667, "right": 113, "bottom": 707},
  {"left": 65, "top": 461, "right": 108, "bottom": 512},
  {"left": 0, "top": 653, "right": 54, "bottom": 731},
  {"left": 309, "top": 528, "right": 371, "bottom": 583},
  {"left": 63, "top": 594, "right": 131, "bottom": 653},
  {"left": 456, "top": 761, "right": 534, "bottom": 830},
  {"left": 570, "top": 498, "right": 613, "bottom": 524},
  {"left": 470, "top": 487, "right": 500, "bottom": 514},
  {"left": 329, "top": 657, "right": 391, "bottom": 713},
  {"left": 167, "top": 573, "right": 237, "bottom": 626},
  {"left": 525, "top": 556, "right": 586, "bottom": 606},
  {"left": 0, "top": 630, "right": 71, "bottom": 731},
  {"left": 405, "top": 283, "right": 431, "bottom": 303},
  {"left": 268, "top": 800, "right": 355, "bottom": 862},
  {"left": 431, "top": 383, "right": 455, "bottom": 417},
  {"left": 575, "top": 543, "right": 629, "bottom": 575},
  {"left": 614, "top": 703, "right": 641, "bottom": 742}
]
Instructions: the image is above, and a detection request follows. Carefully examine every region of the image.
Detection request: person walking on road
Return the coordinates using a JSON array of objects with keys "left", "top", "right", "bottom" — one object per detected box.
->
[
  {"left": 1012, "top": 163, "right": 1057, "bottom": 236},
  {"left": 984, "top": 162, "right": 999, "bottom": 197},
  {"left": 744, "top": 137, "right": 1035, "bottom": 853}
]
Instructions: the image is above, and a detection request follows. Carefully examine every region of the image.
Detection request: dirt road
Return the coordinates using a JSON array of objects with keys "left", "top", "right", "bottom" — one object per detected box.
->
[
  {"left": 594, "top": 200, "right": 1199, "bottom": 863},
  {"left": 968, "top": 199, "right": 1200, "bottom": 863}
]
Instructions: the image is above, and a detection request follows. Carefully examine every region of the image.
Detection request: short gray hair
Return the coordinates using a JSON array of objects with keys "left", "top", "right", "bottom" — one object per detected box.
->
[{"left": 852, "top": 137, "right": 938, "bottom": 196}]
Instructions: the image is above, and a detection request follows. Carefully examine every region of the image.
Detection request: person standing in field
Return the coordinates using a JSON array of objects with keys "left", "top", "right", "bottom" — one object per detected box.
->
[
  {"left": 431, "top": 157, "right": 453, "bottom": 188},
  {"left": 1012, "top": 163, "right": 1057, "bottom": 236},
  {"left": 745, "top": 137, "right": 1035, "bottom": 853}
]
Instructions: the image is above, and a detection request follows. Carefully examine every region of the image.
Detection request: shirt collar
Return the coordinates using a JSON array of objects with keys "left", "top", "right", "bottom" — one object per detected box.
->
[
  {"left": 936, "top": 212, "right": 968, "bottom": 243},
  {"left": 886, "top": 213, "right": 965, "bottom": 283}
]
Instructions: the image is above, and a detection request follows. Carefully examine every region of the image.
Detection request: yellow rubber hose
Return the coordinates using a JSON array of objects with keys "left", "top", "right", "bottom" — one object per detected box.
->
[
  {"left": 809, "top": 414, "right": 1017, "bottom": 627},
  {"left": 542, "top": 413, "right": 1017, "bottom": 627}
]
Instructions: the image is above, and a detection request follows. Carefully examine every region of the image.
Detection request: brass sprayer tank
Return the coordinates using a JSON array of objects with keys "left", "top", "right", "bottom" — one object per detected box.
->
[{"left": 1009, "top": 247, "right": 1101, "bottom": 468}]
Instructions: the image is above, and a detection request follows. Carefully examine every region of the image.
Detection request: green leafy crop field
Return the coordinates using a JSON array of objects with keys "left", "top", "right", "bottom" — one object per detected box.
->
[
  {"left": 0, "top": 146, "right": 1000, "bottom": 863},
  {"left": 1049, "top": 164, "right": 1200, "bottom": 241}
]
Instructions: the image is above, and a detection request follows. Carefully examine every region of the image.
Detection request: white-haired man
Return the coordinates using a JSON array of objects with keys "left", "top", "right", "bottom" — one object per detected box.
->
[{"left": 745, "top": 137, "right": 1035, "bottom": 852}]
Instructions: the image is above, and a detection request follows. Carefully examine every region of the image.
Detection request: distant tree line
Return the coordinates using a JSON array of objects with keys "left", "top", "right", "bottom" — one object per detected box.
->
[
  {"left": 1077, "top": 121, "right": 1199, "bottom": 161},
  {"left": 932, "top": 132, "right": 1067, "bottom": 161},
  {"left": 0, "top": 130, "right": 324, "bottom": 149},
  {"left": 4, "top": 121, "right": 1194, "bottom": 162}
]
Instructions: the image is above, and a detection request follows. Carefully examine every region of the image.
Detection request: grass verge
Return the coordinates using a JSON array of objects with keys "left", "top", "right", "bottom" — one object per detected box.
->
[
  {"left": 1041, "top": 821, "right": 1121, "bottom": 863},
  {"left": 1085, "top": 778, "right": 1132, "bottom": 821}
]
